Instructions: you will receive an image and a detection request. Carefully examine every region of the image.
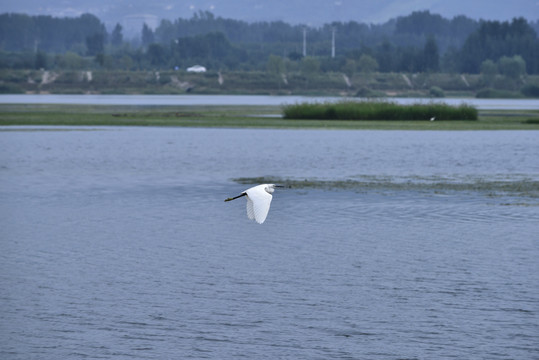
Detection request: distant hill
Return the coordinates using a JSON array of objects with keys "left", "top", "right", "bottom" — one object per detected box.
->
[{"left": 2, "top": 0, "right": 538, "bottom": 36}]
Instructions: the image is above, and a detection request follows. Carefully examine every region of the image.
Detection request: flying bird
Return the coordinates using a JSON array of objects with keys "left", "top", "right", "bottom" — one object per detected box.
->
[{"left": 225, "top": 184, "right": 283, "bottom": 224}]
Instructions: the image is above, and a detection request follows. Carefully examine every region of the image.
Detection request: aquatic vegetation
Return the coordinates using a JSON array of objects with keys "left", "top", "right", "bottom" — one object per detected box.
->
[
  {"left": 282, "top": 100, "right": 478, "bottom": 120},
  {"left": 233, "top": 176, "right": 539, "bottom": 199},
  {"left": 2, "top": 103, "right": 539, "bottom": 130}
]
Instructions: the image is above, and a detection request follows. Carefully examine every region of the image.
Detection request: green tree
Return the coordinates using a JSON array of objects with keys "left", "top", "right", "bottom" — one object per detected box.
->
[
  {"left": 480, "top": 59, "right": 497, "bottom": 75},
  {"left": 288, "top": 52, "right": 303, "bottom": 61},
  {"left": 34, "top": 50, "right": 47, "bottom": 69},
  {"left": 86, "top": 33, "right": 104, "bottom": 56},
  {"left": 95, "top": 53, "right": 105, "bottom": 67},
  {"left": 480, "top": 59, "right": 498, "bottom": 85},
  {"left": 342, "top": 59, "right": 357, "bottom": 76},
  {"left": 440, "top": 46, "right": 459, "bottom": 73},
  {"left": 459, "top": 18, "right": 538, "bottom": 73},
  {"left": 395, "top": 10, "right": 447, "bottom": 36},
  {"left": 358, "top": 54, "right": 378, "bottom": 73},
  {"left": 375, "top": 40, "right": 394, "bottom": 72},
  {"left": 111, "top": 23, "right": 123, "bottom": 47},
  {"left": 423, "top": 36, "right": 439, "bottom": 72},
  {"left": 56, "top": 51, "right": 86, "bottom": 69},
  {"left": 154, "top": 19, "right": 175, "bottom": 44},
  {"left": 300, "top": 56, "right": 320, "bottom": 75},
  {"left": 147, "top": 43, "right": 166, "bottom": 66},
  {"left": 266, "top": 55, "right": 285, "bottom": 74},
  {"left": 141, "top": 23, "right": 154, "bottom": 47},
  {"left": 119, "top": 55, "right": 134, "bottom": 70},
  {"left": 0, "top": 13, "right": 106, "bottom": 52},
  {"left": 498, "top": 55, "right": 526, "bottom": 79}
]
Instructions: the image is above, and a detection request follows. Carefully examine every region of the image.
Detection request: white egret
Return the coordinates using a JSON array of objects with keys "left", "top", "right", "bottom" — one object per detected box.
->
[
  {"left": 225, "top": 184, "right": 283, "bottom": 224},
  {"left": 430, "top": 116, "right": 436, "bottom": 121}
]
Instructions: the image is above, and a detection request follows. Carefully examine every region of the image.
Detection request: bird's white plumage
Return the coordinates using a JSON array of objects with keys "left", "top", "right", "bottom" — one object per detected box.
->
[
  {"left": 225, "top": 183, "right": 280, "bottom": 224},
  {"left": 246, "top": 197, "right": 256, "bottom": 220},
  {"left": 245, "top": 184, "right": 273, "bottom": 224}
]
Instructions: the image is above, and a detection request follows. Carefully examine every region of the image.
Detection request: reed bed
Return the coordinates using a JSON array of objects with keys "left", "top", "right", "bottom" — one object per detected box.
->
[{"left": 282, "top": 100, "right": 478, "bottom": 121}]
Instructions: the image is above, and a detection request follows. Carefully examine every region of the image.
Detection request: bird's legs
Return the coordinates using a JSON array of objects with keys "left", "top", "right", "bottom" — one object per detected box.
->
[{"left": 224, "top": 192, "right": 247, "bottom": 202}]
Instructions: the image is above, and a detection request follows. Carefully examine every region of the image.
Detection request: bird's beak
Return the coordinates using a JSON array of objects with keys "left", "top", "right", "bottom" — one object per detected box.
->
[{"left": 274, "top": 185, "right": 285, "bottom": 188}]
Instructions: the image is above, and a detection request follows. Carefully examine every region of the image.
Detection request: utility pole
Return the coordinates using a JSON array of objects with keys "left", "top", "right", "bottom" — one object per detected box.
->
[
  {"left": 331, "top": 27, "right": 336, "bottom": 58},
  {"left": 302, "top": 28, "right": 307, "bottom": 57}
]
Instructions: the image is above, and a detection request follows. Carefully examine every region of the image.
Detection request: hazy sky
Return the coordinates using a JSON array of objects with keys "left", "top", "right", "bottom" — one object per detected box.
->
[{"left": 2, "top": 0, "right": 538, "bottom": 35}]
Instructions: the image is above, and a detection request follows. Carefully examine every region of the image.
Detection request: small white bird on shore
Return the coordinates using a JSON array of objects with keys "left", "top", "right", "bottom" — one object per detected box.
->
[
  {"left": 225, "top": 184, "right": 283, "bottom": 224},
  {"left": 430, "top": 116, "right": 436, "bottom": 121}
]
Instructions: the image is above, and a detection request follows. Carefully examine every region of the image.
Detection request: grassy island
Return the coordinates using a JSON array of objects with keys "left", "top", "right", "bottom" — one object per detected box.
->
[
  {"left": 1, "top": 102, "right": 538, "bottom": 130},
  {"left": 283, "top": 101, "right": 478, "bottom": 121}
]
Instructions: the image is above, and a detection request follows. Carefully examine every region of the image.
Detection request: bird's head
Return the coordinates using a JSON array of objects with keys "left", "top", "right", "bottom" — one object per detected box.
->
[{"left": 265, "top": 184, "right": 284, "bottom": 194}]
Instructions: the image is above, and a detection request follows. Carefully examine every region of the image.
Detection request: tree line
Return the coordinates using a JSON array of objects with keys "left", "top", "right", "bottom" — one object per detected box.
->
[{"left": 1, "top": 10, "right": 538, "bottom": 76}]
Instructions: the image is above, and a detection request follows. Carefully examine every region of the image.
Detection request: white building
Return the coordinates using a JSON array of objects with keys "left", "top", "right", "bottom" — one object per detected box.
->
[{"left": 187, "top": 65, "right": 207, "bottom": 73}]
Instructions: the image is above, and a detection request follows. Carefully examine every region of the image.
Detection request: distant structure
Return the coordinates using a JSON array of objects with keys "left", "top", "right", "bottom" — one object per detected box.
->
[
  {"left": 302, "top": 28, "right": 307, "bottom": 57},
  {"left": 331, "top": 27, "right": 336, "bottom": 58},
  {"left": 187, "top": 65, "right": 207, "bottom": 73}
]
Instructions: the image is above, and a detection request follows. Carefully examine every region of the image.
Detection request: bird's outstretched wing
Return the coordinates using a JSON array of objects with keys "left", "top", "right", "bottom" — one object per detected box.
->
[
  {"left": 245, "top": 187, "right": 273, "bottom": 224},
  {"left": 246, "top": 197, "right": 255, "bottom": 221}
]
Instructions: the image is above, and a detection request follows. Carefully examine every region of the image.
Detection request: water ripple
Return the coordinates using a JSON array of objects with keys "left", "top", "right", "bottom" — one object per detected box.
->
[{"left": 2, "top": 128, "right": 539, "bottom": 359}]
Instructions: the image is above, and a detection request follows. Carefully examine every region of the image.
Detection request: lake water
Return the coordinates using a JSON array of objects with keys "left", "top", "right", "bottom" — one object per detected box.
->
[
  {"left": 1, "top": 94, "right": 539, "bottom": 110},
  {"left": 1, "top": 127, "right": 538, "bottom": 359}
]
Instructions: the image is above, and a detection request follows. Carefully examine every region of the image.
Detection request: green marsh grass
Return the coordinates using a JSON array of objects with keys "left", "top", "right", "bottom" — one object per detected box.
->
[
  {"left": 1, "top": 104, "right": 538, "bottom": 130},
  {"left": 283, "top": 100, "right": 478, "bottom": 121},
  {"left": 233, "top": 176, "right": 539, "bottom": 199}
]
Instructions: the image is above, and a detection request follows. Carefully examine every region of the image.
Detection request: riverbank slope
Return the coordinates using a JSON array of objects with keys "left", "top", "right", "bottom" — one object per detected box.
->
[{"left": 2, "top": 69, "right": 538, "bottom": 98}]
